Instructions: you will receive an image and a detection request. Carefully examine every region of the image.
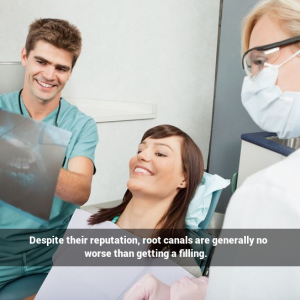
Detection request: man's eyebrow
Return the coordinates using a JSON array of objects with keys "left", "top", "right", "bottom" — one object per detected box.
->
[
  {"left": 34, "top": 56, "right": 49, "bottom": 63},
  {"left": 56, "top": 64, "right": 71, "bottom": 71},
  {"left": 140, "top": 141, "right": 173, "bottom": 151},
  {"left": 34, "top": 56, "right": 71, "bottom": 71}
]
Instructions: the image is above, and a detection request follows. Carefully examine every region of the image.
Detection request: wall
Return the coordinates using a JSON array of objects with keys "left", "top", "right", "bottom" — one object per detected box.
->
[
  {"left": 0, "top": 0, "right": 220, "bottom": 205},
  {"left": 208, "top": 0, "right": 261, "bottom": 213},
  {"left": 0, "top": 63, "right": 24, "bottom": 94}
]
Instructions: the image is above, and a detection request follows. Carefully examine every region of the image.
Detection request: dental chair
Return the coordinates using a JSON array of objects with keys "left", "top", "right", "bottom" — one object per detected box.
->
[
  {"left": 194, "top": 189, "right": 224, "bottom": 274},
  {"left": 198, "top": 189, "right": 223, "bottom": 230}
]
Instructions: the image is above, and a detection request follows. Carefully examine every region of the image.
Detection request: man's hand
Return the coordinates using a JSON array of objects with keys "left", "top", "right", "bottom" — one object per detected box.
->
[
  {"left": 123, "top": 273, "right": 170, "bottom": 300},
  {"left": 55, "top": 156, "right": 94, "bottom": 206}
]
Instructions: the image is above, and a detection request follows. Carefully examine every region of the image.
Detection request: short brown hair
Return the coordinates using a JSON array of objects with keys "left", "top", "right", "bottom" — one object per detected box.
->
[{"left": 25, "top": 18, "right": 82, "bottom": 68}]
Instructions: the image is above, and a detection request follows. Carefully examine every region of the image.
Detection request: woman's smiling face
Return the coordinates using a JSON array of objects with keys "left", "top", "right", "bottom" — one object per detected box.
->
[{"left": 127, "top": 136, "right": 187, "bottom": 200}]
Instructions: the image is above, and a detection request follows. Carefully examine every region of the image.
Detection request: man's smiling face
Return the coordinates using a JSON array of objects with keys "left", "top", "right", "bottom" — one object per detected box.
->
[{"left": 21, "top": 40, "right": 73, "bottom": 103}]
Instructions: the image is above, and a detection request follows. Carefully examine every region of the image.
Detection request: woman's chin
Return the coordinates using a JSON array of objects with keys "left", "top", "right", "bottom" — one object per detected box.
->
[
  {"left": 127, "top": 180, "right": 155, "bottom": 198},
  {"left": 127, "top": 182, "right": 143, "bottom": 195},
  {"left": 127, "top": 180, "right": 143, "bottom": 193}
]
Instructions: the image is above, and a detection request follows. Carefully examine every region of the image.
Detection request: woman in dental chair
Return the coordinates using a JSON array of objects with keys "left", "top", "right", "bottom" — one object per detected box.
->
[
  {"left": 88, "top": 124, "right": 228, "bottom": 300},
  {"left": 89, "top": 124, "right": 206, "bottom": 277},
  {"left": 90, "top": 124, "right": 203, "bottom": 233}
]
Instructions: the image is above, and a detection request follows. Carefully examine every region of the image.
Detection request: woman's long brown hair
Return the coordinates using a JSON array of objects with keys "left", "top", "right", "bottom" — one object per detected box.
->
[{"left": 88, "top": 125, "right": 204, "bottom": 251}]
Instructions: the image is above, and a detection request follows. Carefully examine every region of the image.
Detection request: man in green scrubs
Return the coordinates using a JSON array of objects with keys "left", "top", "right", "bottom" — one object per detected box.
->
[{"left": 0, "top": 18, "right": 99, "bottom": 291}]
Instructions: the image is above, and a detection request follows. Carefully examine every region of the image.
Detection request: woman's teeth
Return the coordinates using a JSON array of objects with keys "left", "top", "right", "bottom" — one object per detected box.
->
[{"left": 134, "top": 167, "right": 152, "bottom": 175}]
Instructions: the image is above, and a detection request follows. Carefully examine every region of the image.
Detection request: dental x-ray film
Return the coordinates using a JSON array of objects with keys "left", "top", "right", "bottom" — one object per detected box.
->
[{"left": 0, "top": 109, "right": 71, "bottom": 223}]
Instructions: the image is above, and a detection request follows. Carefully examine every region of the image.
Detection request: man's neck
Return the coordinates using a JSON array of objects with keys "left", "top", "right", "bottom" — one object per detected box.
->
[{"left": 21, "top": 88, "right": 61, "bottom": 121}]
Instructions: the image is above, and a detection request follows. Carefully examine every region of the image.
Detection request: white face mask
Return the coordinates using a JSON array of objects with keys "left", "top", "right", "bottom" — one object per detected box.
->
[{"left": 241, "top": 66, "right": 300, "bottom": 139}]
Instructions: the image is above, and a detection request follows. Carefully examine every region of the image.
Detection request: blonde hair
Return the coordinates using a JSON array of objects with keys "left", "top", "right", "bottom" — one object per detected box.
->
[{"left": 241, "top": 0, "right": 300, "bottom": 55}]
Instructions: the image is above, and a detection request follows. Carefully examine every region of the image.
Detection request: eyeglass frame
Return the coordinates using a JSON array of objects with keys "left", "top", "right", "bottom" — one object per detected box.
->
[{"left": 242, "top": 35, "right": 300, "bottom": 75}]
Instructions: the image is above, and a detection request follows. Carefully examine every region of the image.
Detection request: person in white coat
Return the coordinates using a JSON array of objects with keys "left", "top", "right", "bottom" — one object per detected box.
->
[{"left": 206, "top": 0, "right": 300, "bottom": 299}]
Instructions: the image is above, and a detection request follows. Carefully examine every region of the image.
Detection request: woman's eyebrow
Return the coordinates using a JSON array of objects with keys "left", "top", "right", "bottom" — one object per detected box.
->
[
  {"left": 155, "top": 143, "right": 173, "bottom": 151},
  {"left": 140, "top": 141, "right": 173, "bottom": 151}
]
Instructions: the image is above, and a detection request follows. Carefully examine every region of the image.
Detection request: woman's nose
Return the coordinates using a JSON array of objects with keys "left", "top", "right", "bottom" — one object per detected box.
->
[{"left": 137, "top": 150, "right": 151, "bottom": 162}]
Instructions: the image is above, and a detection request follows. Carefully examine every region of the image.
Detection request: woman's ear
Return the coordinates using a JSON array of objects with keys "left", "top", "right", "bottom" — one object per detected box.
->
[{"left": 178, "top": 179, "right": 187, "bottom": 189}]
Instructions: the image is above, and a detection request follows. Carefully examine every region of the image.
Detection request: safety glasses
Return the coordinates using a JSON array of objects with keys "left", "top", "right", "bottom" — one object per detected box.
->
[{"left": 242, "top": 36, "right": 300, "bottom": 79}]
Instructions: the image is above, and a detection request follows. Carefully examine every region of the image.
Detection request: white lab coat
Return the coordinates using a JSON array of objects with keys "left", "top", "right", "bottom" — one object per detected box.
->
[{"left": 206, "top": 148, "right": 300, "bottom": 300}]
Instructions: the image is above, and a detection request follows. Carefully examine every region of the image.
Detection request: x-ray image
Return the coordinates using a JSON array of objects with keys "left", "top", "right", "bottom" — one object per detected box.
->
[{"left": 0, "top": 109, "right": 71, "bottom": 222}]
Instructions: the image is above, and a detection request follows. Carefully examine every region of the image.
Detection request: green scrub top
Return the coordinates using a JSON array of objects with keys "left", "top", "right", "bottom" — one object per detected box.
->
[{"left": 0, "top": 91, "right": 99, "bottom": 260}]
